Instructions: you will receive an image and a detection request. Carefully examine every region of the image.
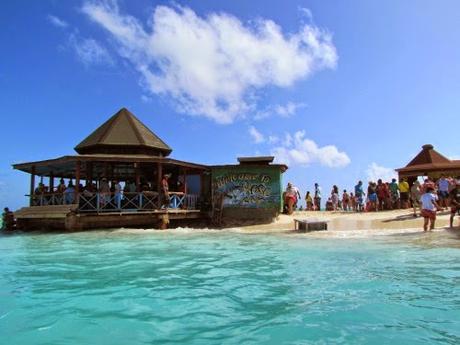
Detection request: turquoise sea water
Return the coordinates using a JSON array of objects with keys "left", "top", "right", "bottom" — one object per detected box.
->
[{"left": 1, "top": 230, "right": 459, "bottom": 345}]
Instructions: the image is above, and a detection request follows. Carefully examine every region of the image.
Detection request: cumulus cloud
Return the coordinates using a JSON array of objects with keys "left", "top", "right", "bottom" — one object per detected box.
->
[
  {"left": 249, "top": 126, "right": 265, "bottom": 144},
  {"left": 69, "top": 33, "right": 114, "bottom": 66},
  {"left": 366, "top": 162, "right": 397, "bottom": 182},
  {"left": 48, "top": 15, "right": 68, "bottom": 28},
  {"left": 81, "top": 1, "right": 337, "bottom": 123},
  {"left": 271, "top": 130, "right": 350, "bottom": 168}
]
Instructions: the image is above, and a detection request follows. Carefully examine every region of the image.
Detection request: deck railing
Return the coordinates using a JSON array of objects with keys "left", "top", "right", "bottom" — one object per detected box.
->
[{"left": 29, "top": 192, "right": 199, "bottom": 212}]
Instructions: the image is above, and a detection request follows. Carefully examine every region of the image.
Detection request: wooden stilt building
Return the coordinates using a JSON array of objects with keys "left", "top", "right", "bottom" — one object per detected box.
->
[{"left": 12, "top": 108, "right": 210, "bottom": 230}]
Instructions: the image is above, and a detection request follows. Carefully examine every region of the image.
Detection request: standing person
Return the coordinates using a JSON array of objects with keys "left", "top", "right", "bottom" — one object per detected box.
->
[
  {"left": 284, "top": 182, "right": 301, "bottom": 214},
  {"left": 331, "top": 185, "right": 339, "bottom": 211},
  {"left": 350, "top": 192, "right": 356, "bottom": 212},
  {"left": 420, "top": 187, "right": 440, "bottom": 231},
  {"left": 342, "top": 190, "right": 350, "bottom": 211},
  {"left": 64, "top": 181, "right": 75, "bottom": 205},
  {"left": 376, "top": 179, "right": 389, "bottom": 211},
  {"left": 1, "top": 207, "right": 15, "bottom": 231},
  {"left": 437, "top": 174, "right": 450, "bottom": 209},
  {"left": 314, "top": 183, "right": 322, "bottom": 211},
  {"left": 410, "top": 180, "right": 422, "bottom": 217},
  {"left": 367, "top": 182, "right": 377, "bottom": 212},
  {"left": 113, "top": 180, "right": 122, "bottom": 209},
  {"left": 398, "top": 178, "right": 410, "bottom": 209},
  {"left": 99, "top": 178, "right": 110, "bottom": 207},
  {"left": 305, "top": 191, "right": 313, "bottom": 211},
  {"left": 354, "top": 181, "right": 365, "bottom": 212},
  {"left": 449, "top": 181, "right": 460, "bottom": 228},
  {"left": 161, "top": 174, "right": 170, "bottom": 209},
  {"left": 56, "top": 178, "right": 66, "bottom": 194},
  {"left": 389, "top": 178, "right": 400, "bottom": 209}
]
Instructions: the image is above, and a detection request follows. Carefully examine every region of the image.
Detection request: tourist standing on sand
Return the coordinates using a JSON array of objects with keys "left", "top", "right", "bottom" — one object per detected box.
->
[
  {"left": 399, "top": 178, "right": 410, "bottom": 209},
  {"left": 331, "top": 185, "right": 339, "bottom": 210},
  {"left": 342, "top": 190, "right": 350, "bottom": 211},
  {"left": 354, "top": 181, "right": 365, "bottom": 212},
  {"left": 389, "top": 178, "right": 400, "bottom": 209},
  {"left": 437, "top": 174, "right": 450, "bottom": 209},
  {"left": 420, "top": 186, "right": 440, "bottom": 231},
  {"left": 449, "top": 181, "right": 460, "bottom": 228},
  {"left": 305, "top": 191, "right": 313, "bottom": 210},
  {"left": 367, "top": 182, "right": 377, "bottom": 211},
  {"left": 314, "top": 183, "right": 321, "bottom": 211},
  {"left": 410, "top": 180, "right": 422, "bottom": 217},
  {"left": 376, "top": 179, "right": 389, "bottom": 211}
]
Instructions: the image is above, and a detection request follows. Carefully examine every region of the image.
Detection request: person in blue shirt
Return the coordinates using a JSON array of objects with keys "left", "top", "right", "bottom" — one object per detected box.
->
[{"left": 354, "top": 181, "right": 365, "bottom": 212}]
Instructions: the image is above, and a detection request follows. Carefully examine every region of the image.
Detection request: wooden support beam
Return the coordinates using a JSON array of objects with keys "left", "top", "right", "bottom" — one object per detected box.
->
[
  {"left": 135, "top": 163, "right": 141, "bottom": 192},
  {"left": 75, "top": 161, "right": 81, "bottom": 203},
  {"left": 157, "top": 162, "right": 163, "bottom": 193},
  {"left": 49, "top": 171, "right": 54, "bottom": 193},
  {"left": 30, "top": 166, "right": 36, "bottom": 206}
]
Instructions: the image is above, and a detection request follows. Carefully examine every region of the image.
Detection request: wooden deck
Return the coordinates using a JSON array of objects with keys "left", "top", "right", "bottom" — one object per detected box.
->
[{"left": 14, "top": 204, "right": 207, "bottom": 231}]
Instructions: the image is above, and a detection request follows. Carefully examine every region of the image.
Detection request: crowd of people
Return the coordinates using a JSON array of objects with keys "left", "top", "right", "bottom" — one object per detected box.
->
[
  {"left": 30, "top": 175, "right": 177, "bottom": 209},
  {"left": 284, "top": 174, "right": 460, "bottom": 229}
]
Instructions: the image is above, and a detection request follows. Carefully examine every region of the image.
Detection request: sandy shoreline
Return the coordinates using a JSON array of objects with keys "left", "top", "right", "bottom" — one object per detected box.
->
[{"left": 229, "top": 209, "right": 460, "bottom": 239}]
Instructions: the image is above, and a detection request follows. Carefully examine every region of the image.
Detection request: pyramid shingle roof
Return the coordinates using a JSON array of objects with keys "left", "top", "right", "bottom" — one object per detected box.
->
[
  {"left": 74, "top": 108, "right": 172, "bottom": 156},
  {"left": 405, "top": 144, "right": 450, "bottom": 166}
]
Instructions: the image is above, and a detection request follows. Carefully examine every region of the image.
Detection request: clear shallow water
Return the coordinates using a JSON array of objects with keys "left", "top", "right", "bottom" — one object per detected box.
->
[{"left": 0, "top": 230, "right": 459, "bottom": 345}]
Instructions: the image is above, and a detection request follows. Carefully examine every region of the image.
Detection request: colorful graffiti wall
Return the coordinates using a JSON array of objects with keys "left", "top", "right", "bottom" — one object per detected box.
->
[{"left": 212, "top": 166, "right": 282, "bottom": 210}]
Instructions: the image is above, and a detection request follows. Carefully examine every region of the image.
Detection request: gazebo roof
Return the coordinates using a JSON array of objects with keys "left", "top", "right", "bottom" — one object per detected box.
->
[
  {"left": 396, "top": 144, "right": 460, "bottom": 177},
  {"left": 74, "top": 108, "right": 172, "bottom": 156},
  {"left": 405, "top": 144, "right": 450, "bottom": 166}
]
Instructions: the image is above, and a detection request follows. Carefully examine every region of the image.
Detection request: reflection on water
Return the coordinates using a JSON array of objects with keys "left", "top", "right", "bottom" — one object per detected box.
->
[{"left": 0, "top": 230, "right": 459, "bottom": 344}]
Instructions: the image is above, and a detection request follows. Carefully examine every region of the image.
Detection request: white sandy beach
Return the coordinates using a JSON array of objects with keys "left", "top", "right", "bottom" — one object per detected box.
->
[{"left": 232, "top": 209, "right": 460, "bottom": 239}]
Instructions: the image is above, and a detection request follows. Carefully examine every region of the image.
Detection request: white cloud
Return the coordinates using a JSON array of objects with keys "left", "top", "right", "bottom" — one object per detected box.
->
[
  {"left": 82, "top": 2, "right": 337, "bottom": 123},
  {"left": 249, "top": 126, "right": 265, "bottom": 144},
  {"left": 255, "top": 101, "right": 306, "bottom": 120},
  {"left": 48, "top": 15, "right": 68, "bottom": 28},
  {"left": 268, "top": 135, "right": 279, "bottom": 144},
  {"left": 271, "top": 130, "right": 350, "bottom": 168},
  {"left": 366, "top": 162, "right": 397, "bottom": 182},
  {"left": 69, "top": 33, "right": 114, "bottom": 66},
  {"left": 274, "top": 101, "right": 305, "bottom": 117},
  {"left": 141, "top": 95, "right": 152, "bottom": 103}
]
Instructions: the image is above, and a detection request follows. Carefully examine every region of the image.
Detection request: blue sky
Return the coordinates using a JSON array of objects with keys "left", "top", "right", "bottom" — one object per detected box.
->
[{"left": 1, "top": 0, "right": 460, "bottom": 210}]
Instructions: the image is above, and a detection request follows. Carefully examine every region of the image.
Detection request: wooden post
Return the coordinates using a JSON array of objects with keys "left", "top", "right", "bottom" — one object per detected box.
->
[
  {"left": 49, "top": 172, "right": 54, "bottom": 193},
  {"left": 157, "top": 162, "right": 163, "bottom": 193},
  {"left": 104, "top": 162, "right": 109, "bottom": 179},
  {"left": 200, "top": 172, "right": 205, "bottom": 197},
  {"left": 183, "top": 168, "right": 188, "bottom": 194},
  {"left": 75, "top": 161, "right": 81, "bottom": 204},
  {"left": 135, "top": 163, "right": 141, "bottom": 192},
  {"left": 86, "top": 162, "right": 93, "bottom": 186},
  {"left": 30, "top": 166, "right": 36, "bottom": 206}
]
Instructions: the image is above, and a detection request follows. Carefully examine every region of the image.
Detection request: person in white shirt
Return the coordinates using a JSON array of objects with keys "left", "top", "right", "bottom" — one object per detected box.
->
[{"left": 420, "top": 187, "right": 440, "bottom": 231}]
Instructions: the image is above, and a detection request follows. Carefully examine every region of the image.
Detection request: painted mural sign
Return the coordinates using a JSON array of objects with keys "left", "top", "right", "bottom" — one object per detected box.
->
[{"left": 212, "top": 167, "right": 281, "bottom": 208}]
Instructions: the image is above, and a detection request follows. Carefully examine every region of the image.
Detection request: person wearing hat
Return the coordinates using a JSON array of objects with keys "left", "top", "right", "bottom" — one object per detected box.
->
[{"left": 449, "top": 181, "right": 460, "bottom": 228}]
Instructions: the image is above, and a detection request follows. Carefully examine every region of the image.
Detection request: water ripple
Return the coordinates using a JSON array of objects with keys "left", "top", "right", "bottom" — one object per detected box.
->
[{"left": 0, "top": 231, "right": 459, "bottom": 344}]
